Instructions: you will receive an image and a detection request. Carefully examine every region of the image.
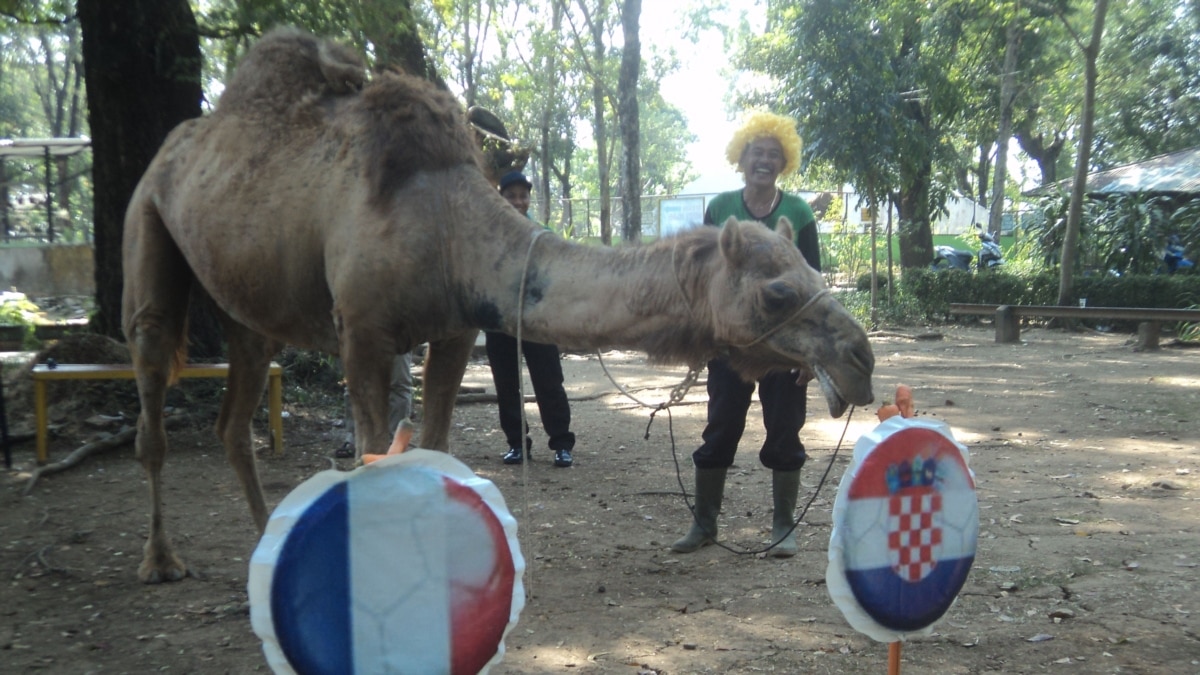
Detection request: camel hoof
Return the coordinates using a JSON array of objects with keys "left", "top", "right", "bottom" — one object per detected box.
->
[{"left": 138, "top": 553, "right": 189, "bottom": 584}]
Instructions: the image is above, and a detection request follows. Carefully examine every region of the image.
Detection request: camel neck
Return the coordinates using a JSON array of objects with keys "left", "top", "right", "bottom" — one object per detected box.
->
[{"left": 497, "top": 231, "right": 712, "bottom": 358}]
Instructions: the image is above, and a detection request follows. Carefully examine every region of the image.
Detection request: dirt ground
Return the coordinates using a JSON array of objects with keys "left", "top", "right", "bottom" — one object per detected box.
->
[{"left": 2, "top": 324, "right": 1198, "bottom": 674}]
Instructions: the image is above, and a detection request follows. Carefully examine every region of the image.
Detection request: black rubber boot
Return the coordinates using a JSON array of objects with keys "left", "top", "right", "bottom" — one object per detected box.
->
[
  {"left": 671, "top": 467, "right": 727, "bottom": 553},
  {"left": 770, "top": 469, "right": 801, "bottom": 558}
]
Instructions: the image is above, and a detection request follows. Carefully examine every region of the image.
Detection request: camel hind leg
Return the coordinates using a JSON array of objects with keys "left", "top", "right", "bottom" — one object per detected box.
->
[
  {"left": 122, "top": 198, "right": 193, "bottom": 583},
  {"left": 215, "top": 314, "right": 282, "bottom": 533}
]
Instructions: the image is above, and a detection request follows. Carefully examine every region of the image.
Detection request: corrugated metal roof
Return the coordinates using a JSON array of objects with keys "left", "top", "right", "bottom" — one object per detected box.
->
[{"left": 1025, "top": 146, "right": 1200, "bottom": 196}]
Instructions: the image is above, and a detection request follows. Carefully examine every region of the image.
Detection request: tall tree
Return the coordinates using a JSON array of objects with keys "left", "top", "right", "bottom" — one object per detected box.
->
[
  {"left": 356, "top": 0, "right": 444, "bottom": 83},
  {"left": 987, "top": 15, "right": 1022, "bottom": 237},
  {"left": 1057, "top": 0, "right": 1109, "bottom": 307},
  {"left": 616, "top": 0, "right": 641, "bottom": 242},
  {"left": 1008, "top": 5, "right": 1075, "bottom": 187},
  {"left": 568, "top": 0, "right": 617, "bottom": 245},
  {"left": 1, "top": 3, "right": 88, "bottom": 241},
  {"left": 486, "top": 0, "right": 579, "bottom": 228},
  {"left": 426, "top": 0, "right": 493, "bottom": 103},
  {"left": 748, "top": 0, "right": 981, "bottom": 268},
  {"left": 1091, "top": 0, "right": 1200, "bottom": 165},
  {"left": 78, "top": 0, "right": 201, "bottom": 339}
]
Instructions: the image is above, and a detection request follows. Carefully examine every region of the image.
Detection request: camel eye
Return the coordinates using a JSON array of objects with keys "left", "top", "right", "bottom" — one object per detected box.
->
[{"left": 762, "top": 280, "right": 798, "bottom": 313}]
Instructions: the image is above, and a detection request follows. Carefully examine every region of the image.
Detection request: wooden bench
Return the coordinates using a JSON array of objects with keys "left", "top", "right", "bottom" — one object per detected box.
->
[
  {"left": 30, "top": 363, "right": 284, "bottom": 465},
  {"left": 949, "top": 303, "right": 1200, "bottom": 346}
]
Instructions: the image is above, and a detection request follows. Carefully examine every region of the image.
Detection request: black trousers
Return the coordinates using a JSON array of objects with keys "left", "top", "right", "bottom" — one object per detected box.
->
[
  {"left": 692, "top": 357, "right": 808, "bottom": 471},
  {"left": 485, "top": 331, "right": 575, "bottom": 451}
]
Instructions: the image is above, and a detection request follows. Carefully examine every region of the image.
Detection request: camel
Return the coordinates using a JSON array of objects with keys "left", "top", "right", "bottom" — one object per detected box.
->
[{"left": 122, "top": 28, "right": 875, "bottom": 583}]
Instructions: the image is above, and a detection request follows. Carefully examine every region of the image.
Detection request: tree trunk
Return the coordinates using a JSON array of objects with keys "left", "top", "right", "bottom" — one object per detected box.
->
[
  {"left": 537, "top": 2, "right": 563, "bottom": 226},
  {"left": 894, "top": 34, "right": 936, "bottom": 269},
  {"left": 1056, "top": 0, "right": 1110, "bottom": 307},
  {"left": 364, "top": 0, "right": 445, "bottom": 87},
  {"left": 539, "top": 120, "right": 553, "bottom": 223},
  {"left": 0, "top": 162, "right": 10, "bottom": 240},
  {"left": 988, "top": 18, "right": 1022, "bottom": 237},
  {"left": 555, "top": 154, "right": 574, "bottom": 233},
  {"left": 589, "top": 32, "right": 612, "bottom": 245},
  {"left": 1014, "top": 122, "right": 1065, "bottom": 187},
  {"left": 897, "top": 158, "right": 935, "bottom": 269},
  {"left": 617, "top": 0, "right": 642, "bottom": 243},
  {"left": 975, "top": 144, "right": 990, "bottom": 204},
  {"left": 79, "top": 0, "right": 202, "bottom": 341}
]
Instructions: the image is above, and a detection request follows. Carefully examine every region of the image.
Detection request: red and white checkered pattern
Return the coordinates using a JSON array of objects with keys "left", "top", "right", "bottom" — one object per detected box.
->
[{"left": 887, "top": 491, "right": 943, "bottom": 582}]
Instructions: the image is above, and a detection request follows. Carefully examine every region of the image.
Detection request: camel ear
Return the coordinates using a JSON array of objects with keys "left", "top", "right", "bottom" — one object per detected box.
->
[
  {"left": 775, "top": 216, "right": 794, "bottom": 243},
  {"left": 762, "top": 280, "right": 799, "bottom": 313},
  {"left": 719, "top": 217, "right": 747, "bottom": 264}
]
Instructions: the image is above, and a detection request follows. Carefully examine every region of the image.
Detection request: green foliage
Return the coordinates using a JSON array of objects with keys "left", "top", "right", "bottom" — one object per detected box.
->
[
  {"left": 899, "top": 268, "right": 1055, "bottom": 320},
  {"left": 1093, "top": 2, "right": 1200, "bottom": 166},
  {"left": 896, "top": 267, "right": 1200, "bottom": 328},
  {"left": 994, "top": 226, "right": 1047, "bottom": 276},
  {"left": 856, "top": 273, "right": 892, "bottom": 292},
  {"left": 275, "top": 346, "right": 343, "bottom": 406},
  {"left": 0, "top": 293, "right": 41, "bottom": 349},
  {"left": 825, "top": 228, "right": 872, "bottom": 281},
  {"left": 1026, "top": 191, "right": 1199, "bottom": 275},
  {"left": 742, "top": 0, "right": 1006, "bottom": 267},
  {"left": 1073, "top": 275, "right": 1200, "bottom": 309},
  {"left": 1180, "top": 318, "right": 1200, "bottom": 343},
  {"left": 835, "top": 283, "right": 934, "bottom": 329}
]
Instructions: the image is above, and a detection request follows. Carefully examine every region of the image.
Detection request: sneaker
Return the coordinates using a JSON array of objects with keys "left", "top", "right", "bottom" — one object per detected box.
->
[
  {"left": 554, "top": 449, "right": 574, "bottom": 468},
  {"left": 502, "top": 447, "right": 524, "bottom": 464}
]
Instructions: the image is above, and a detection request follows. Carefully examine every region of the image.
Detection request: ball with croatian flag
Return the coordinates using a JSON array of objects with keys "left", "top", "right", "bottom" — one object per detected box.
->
[
  {"left": 827, "top": 416, "right": 978, "bottom": 642},
  {"left": 248, "top": 449, "right": 525, "bottom": 674}
]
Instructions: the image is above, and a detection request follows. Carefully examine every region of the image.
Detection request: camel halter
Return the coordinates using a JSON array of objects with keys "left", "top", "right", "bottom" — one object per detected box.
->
[
  {"left": 671, "top": 235, "right": 833, "bottom": 350},
  {"left": 513, "top": 227, "right": 546, "bottom": 599},
  {"left": 731, "top": 287, "right": 832, "bottom": 350}
]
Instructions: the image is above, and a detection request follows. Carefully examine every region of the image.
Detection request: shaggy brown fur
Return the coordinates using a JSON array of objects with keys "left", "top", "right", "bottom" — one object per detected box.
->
[
  {"left": 217, "top": 27, "right": 366, "bottom": 117},
  {"left": 122, "top": 28, "right": 874, "bottom": 584}
]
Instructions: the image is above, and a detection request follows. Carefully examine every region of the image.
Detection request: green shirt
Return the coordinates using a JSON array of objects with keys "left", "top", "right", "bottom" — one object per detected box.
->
[{"left": 703, "top": 190, "right": 821, "bottom": 271}]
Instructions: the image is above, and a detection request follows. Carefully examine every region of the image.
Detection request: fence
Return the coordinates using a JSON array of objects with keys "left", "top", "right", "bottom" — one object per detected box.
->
[{"left": 533, "top": 195, "right": 684, "bottom": 241}]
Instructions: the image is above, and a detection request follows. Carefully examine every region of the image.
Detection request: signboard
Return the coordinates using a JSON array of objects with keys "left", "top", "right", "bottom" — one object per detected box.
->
[{"left": 658, "top": 197, "right": 706, "bottom": 238}]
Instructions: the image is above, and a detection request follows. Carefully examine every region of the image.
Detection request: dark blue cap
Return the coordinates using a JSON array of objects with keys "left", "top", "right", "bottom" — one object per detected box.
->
[{"left": 499, "top": 170, "right": 532, "bottom": 192}]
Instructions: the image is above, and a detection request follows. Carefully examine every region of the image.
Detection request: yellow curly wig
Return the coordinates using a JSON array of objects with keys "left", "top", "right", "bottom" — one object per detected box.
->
[{"left": 725, "top": 111, "right": 803, "bottom": 176}]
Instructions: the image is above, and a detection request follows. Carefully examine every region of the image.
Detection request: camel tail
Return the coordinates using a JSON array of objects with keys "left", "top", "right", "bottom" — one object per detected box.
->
[{"left": 167, "top": 337, "right": 187, "bottom": 387}]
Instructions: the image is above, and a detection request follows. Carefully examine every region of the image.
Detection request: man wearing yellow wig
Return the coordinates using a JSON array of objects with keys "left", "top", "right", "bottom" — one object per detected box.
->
[{"left": 671, "top": 112, "right": 819, "bottom": 558}]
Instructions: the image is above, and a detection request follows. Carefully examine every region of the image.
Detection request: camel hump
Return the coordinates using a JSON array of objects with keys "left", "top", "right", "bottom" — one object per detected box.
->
[{"left": 216, "top": 26, "right": 366, "bottom": 117}]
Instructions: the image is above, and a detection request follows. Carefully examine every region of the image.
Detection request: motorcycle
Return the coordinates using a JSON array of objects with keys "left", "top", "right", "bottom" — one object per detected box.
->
[
  {"left": 976, "top": 227, "right": 1004, "bottom": 271},
  {"left": 931, "top": 225, "right": 1004, "bottom": 272},
  {"left": 930, "top": 244, "right": 973, "bottom": 271},
  {"left": 1163, "top": 236, "right": 1195, "bottom": 274}
]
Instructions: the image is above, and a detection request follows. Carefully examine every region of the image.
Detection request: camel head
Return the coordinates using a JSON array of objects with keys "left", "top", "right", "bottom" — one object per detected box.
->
[{"left": 708, "top": 217, "right": 874, "bottom": 417}]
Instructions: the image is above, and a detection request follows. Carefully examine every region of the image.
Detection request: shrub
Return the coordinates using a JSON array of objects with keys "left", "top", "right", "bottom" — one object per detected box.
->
[
  {"left": 0, "top": 293, "right": 42, "bottom": 349},
  {"left": 897, "top": 268, "right": 1200, "bottom": 328},
  {"left": 855, "top": 273, "right": 893, "bottom": 292}
]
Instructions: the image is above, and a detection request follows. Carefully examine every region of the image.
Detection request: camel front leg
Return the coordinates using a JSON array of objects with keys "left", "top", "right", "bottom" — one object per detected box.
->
[
  {"left": 418, "top": 330, "right": 478, "bottom": 451},
  {"left": 340, "top": 329, "right": 404, "bottom": 459}
]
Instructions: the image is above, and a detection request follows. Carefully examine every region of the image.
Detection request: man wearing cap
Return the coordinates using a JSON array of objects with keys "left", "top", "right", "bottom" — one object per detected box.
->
[
  {"left": 486, "top": 170, "right": 576, "bottom": 468},
  {"left": 671, "top": 112, "right": 820, "bottom": 558}
]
